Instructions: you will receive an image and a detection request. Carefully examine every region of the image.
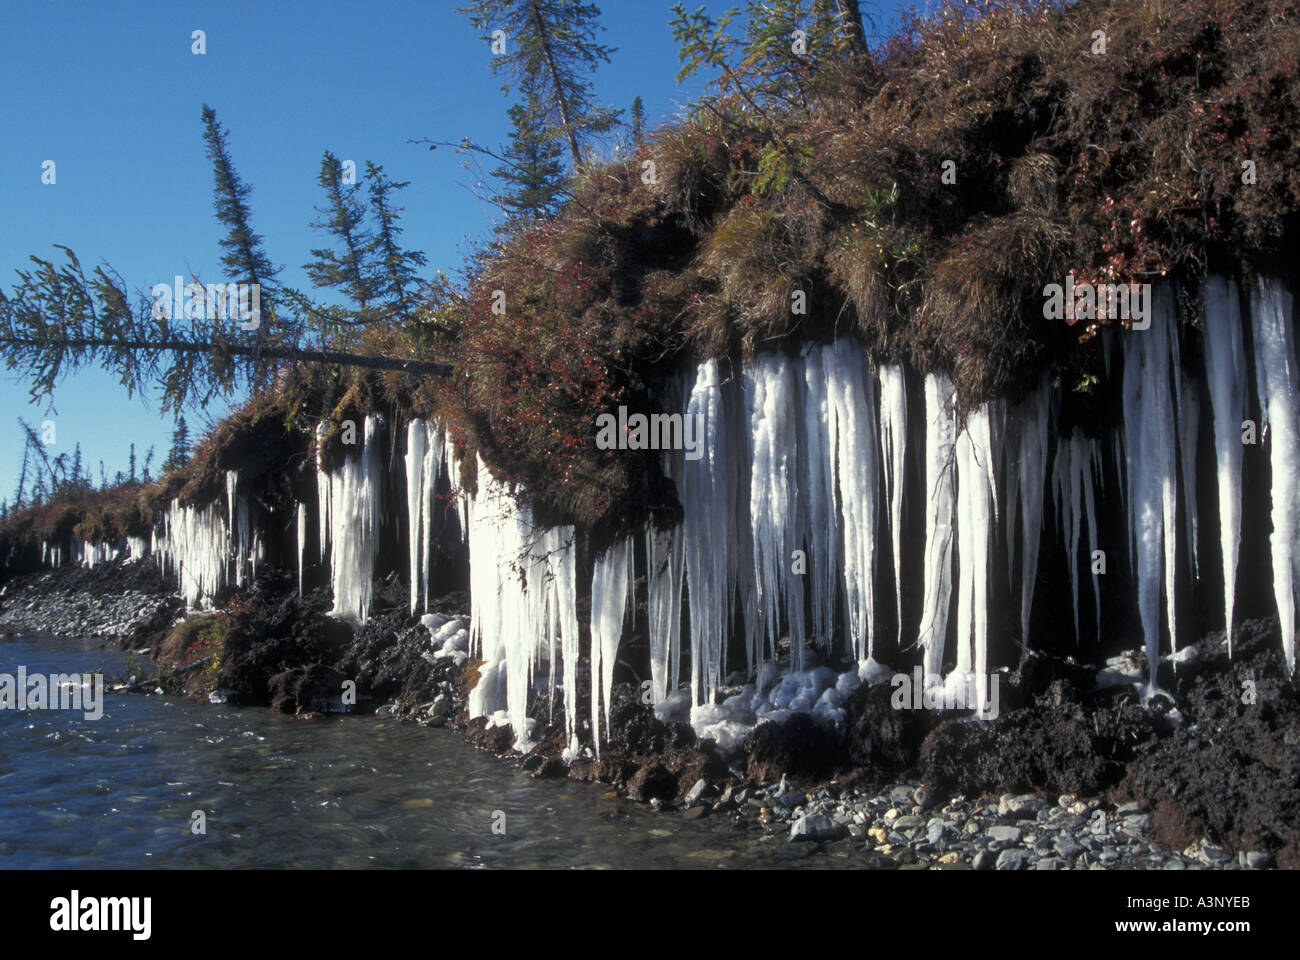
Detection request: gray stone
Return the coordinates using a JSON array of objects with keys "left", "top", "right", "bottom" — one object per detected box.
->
[
  {"left": 780, "top": 790, "right": 807, "bottom": 808},
  {"left": 893, "top": 815, "right": 925, "bottom": 830},
  {"left": 1035, "top": 857, "right": 1063, "bottom": 870},
  {"left": 1053, "top": 835, "right": 1083, "bottom": 858},
  {"left": 995, "top": 848, "right": 1028, "bottom": 870},
  {"left": 789, "top": 814, "right": 849, "bottom": 843},
  {"left": 1244, "top": 851, "right": 1273, "bottom": 869},
  {"left": 1115, "top": 801, "right": 1142, "bottom": 816},
  {"left": 998, "top": 794, "right": 1046, "bottom": 819},
  {"left": 988, "top": 825, "right": 1023, "bottom": 845},
  {"left": 684, "top": 779, "right": 709, "bottom": 805},
  {"left": 1122, "top": 814, "right": 1151, "bottom": 833},
  {"left": 972, "top": 849, "right": 995, "bottom": 871},
  {"left": 914, "top": 787, "right": 939, "bottom": 811},
  {"left": 926, "top": 821, "right": 947, "bottom": 845}
]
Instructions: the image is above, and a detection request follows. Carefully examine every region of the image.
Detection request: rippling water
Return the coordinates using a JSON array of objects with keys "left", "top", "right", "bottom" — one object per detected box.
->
[{"left": 0, "top": 633, "right": 854, "bottom": 869}]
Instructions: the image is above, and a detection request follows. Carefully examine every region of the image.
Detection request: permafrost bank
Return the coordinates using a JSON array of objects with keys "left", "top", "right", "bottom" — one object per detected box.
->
[{"left": 46, "top": 277, "right": 1300, "bottom": 755}]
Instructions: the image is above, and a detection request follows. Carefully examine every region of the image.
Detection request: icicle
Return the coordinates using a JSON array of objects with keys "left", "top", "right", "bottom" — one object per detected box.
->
[
  {"left": 296, "top": 503, "right": 307, "bottom": 598},
  {"left": 1201, "top": 276, "right": 1246, "bottom": 653},
  {"left": 1179, "top": 371, "right": 1201, "bottom": 579},
  {"left": 1006, "top": 380, "right": 1048, "bottom": 646},
  {"left": 589, "top": 538, "right": 633, "bottom": 754},
  {"left": 879, "top": 363, "right": 907, "bottom": 644},
  {"left": 1123, "top": 287, "right": 1181, "bottom": 697},
  {"left": 646, "top": 524, "right": 684, "bottom": 703},
  {"left": 919, "top": 372, "right": 957, "bottom": 676},
  {"left": 823, "top": 340, "right": 880, "bottom": 660},
  {"left": 954, "top": 403, "right": 999, "bottom": 715},
  {"left": 154, "top": 499, "right": 229, "bottom": 610},
  {"left": 226, "top": 470, "right": 238, "bottom": 531},
  {"left": 315, "top": 422, "right": 331, "bottom": 563},
  {"left": 1052, "top": 432, "right": 1103, "bottom": 644},
  {"left": 1250, "top": 277, "right": 1299, "bottom": 674},
  {"left": 683, "top": 359, "right": 731, "bottom": 706},
  {"left": 800, "top": 344, "right": 837, "bottom": 648},
  {"left": 420, "top": 421, "right": 442, "bottom": 611},
  {"left": 328, "top": 414, "right": 383, "bottom": 622},
  {"left": 404, "top": 420, "right": 428, "bottom": 614},
  {"left": 746, "top": 352, "right": 806, "bottom": 671},
  {"left": 549, "top": 528, "right": 581, "bottom": 757}
]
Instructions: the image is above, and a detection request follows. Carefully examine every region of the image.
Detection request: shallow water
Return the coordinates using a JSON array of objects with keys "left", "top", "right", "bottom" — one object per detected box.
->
[{"left": 0, "top": 633, "right": 851, "bottom": 869}]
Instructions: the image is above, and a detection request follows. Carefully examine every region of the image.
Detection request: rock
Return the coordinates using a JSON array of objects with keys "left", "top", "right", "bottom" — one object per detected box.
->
[
  {"left": 789, "top": 814, "right": 849, "bottom": 843},
  {"left": 1035, "top": 857, "right": 1063, "bottom": 870},
  {"left": 926, "top": 820, "right": 947, "bottom": 845},
  {"left": 998, "top": 793, "right": 1046, "bottom": 819},
  {"left": 867, "top": 826, "right": 888, "bottom": 844},
  {"left": 972, "top": 850, "right": 995, "bottom": 870},
  {"left": 682, "top": 805, "right": 710, "bottom": 821},
  {"left": 1243, "top": 850, "right": 1273, "bottom": 869},
  {"left": 914, "top": 787, "right": 939, "bottom": 811},
  {"left": 995, "top": 848, "right": 1029, "bottom": 870},
  {"left": 1053, "top": 835, "right": 1083, "bottom": 858},
  {"left": 780, "top": 790, "right": 807, "bottom": 808},
  {"left": 684, "top": 778, "right": 712, "bottom": 805},
  {"left": 1122, "top": 814, "right": 1151, "bottom": 833},
  {"left": 1115, "top": 801, "right": 1142, "bottom": 816},
  {"left": 893, "top": 815, "right": 925, "bottom": 830},
  {"left": 938, "top": 851, "right": 961, "bottom": 864},
  {"left": 988, "top": 825, "right": 1023, "bottom": 845}
]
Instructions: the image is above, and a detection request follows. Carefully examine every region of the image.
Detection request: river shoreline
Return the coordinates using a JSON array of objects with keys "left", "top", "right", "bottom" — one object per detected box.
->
[{"left": 2, "top": 556, "right": 1296, "bottom": 870}]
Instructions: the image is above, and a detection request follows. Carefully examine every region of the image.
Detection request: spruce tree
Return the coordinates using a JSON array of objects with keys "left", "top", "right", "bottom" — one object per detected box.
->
[
  {"left": 628, "top": 94, "right": 646, "bottom": 150},
  {"left": 305, "top": 150, "right": 378, "bottom": 317},
  {"left": 165, "top": 416, "right": 190, "bottom": 472},
  {"left": 363, "top": 161, "right": 428, "bottom": 316},
  {"left": 201, "top": 105, "right": 281, "bottom": 302},
  {"left": 492, "top": 73, "right": 566, "bottom": 230},
  {"left": 458, "top": 0, "right": 619, "bottom": 167}
]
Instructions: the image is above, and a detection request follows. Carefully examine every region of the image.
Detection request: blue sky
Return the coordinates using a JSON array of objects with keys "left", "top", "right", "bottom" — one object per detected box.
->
[{"left": 0, "top": 0, "right": 908, "bottom": 504}]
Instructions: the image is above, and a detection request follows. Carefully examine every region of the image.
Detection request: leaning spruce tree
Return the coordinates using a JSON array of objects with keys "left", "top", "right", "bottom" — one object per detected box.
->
[{"left": 458, "top": 0, "right": 620, "bottom": 168}]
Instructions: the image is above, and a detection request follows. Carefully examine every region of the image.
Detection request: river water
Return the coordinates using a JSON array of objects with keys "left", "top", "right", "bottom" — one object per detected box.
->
[{"left": 0, "top": 632, "right": 852, "bottom": 869}]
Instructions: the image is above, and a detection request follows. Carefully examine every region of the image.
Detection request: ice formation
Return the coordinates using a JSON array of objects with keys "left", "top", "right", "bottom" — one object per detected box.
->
[
  {"left": 952, "top": 403, "right": 999, "bottom": 715},
  {"left": 682, "top": 358, "right": 735, "bottom": 706},
  {"left": 325, "top": 414, "right": 384, "bottom": 622},
  {"left": 1250, "top": 276, "right": 1299, "bottom": 673},
  {"left": 1200, "top": 276, "right": 1245, "bottom": 652},
  {"left": 746, "top": 352, "right": 806, "bottom": 670},
  {"left": 822, "top": 340, "right": 880, "bottom": 661},
  {"left": 879, "top": 363, "right": 908, "bottom": 644},
  {"left": 115, "top": 272, "right": 1300, "bottom": 758},
  {"left": 1005, "top": 380, "right": 1049, "bottom": 646},
  {"left": 1123, "top": 286, "right": 1182, "bottom": 696},
  {"left": 1052, "top": 431, "right": 1102, "bottom": 643},
  {"left": 918, "top": 372, "right": 957, "bottom": 676},
  {"left": 590, "top": 538, "right": 633, "bottom": 753},
  {"left": 296, "top": 502, "right": 307, "bottom": 598},
  {"left": 464, "top": 456, "right": 580, "bottom": 752}
]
